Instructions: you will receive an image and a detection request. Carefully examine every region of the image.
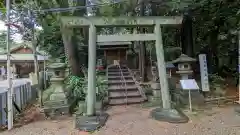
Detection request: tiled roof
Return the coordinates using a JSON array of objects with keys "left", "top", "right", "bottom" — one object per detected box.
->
[{"left": 0, "top": 54, "right": 48, "bottom": 61}]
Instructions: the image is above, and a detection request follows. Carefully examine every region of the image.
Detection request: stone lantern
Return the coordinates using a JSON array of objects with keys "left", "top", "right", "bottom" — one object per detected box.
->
[
  {"left": 65, "top": 65, "right": 70, "bottom": 77},
  {"left": 48, "top": 63, "right": 67, "bottom": 100},
  {"left": 43, "top": 62, "right": 69, "bottom": 118},
  {"left": 172, "top": 54, "right": 196, "bottom": 79},
  {"left": 172, "top": 54, "right": 204, "bottom": 105}
]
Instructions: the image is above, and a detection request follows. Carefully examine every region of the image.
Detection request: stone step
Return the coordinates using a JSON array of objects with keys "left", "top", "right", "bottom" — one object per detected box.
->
[
  {"left": 108, "top": 72, "right": 130, "bottom": 76},
  {"left": 108, "top": 85, "right": 138, "bottom": 91},
  {"left": 108, "top": 97, "right": 144, "bottom": 105},
  {"left": 108, "top": 69, "right": 128, "bottom": 72},
  {"left": 108, "top": 80, "right": 135, "bottom": 85},
  {"left": 107, "top": 76, "right": 133, "bottom": 80},
  {"left": 108, "top": 66, "right": 127, "bottom": 69},
  {"left": 109, "top": 91, "right": 141, "bottom": 99},
  {"left": 108, "top": 75, "right": 132, "bottom": 78}
]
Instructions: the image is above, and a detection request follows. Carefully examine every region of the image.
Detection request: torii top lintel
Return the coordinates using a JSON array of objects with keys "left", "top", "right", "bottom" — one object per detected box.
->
[{"left": 60, "top": 16, "right": 183, "bottom": 27}]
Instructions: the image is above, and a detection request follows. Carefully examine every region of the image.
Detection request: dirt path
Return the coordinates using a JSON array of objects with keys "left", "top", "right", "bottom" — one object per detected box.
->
[{"left": 1, "top": 106, "right": 240, "bottom": 135}]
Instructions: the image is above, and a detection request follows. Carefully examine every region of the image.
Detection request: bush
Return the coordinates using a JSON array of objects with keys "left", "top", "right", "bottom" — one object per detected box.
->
[
  {"left": 65, "top": 73, "right": 108, "bottom": 113},
  {"left": 209, "top": 74, "right": 227, "bottom": 97}
]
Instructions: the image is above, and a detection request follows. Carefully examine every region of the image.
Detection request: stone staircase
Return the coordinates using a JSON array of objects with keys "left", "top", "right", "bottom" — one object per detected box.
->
[{"left": 107, "top": 65, "right": 146, "bottom": 105}]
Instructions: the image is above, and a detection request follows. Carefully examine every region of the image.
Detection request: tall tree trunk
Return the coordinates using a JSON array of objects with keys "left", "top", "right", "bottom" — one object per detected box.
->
[
  {"left": 62, "top": 28, "right": 83, "bottom": 76},
  {"left": 139, "top": 0, "right": 148, "bottom": 82},
  {"left": 209, "top": 29, "right": 219, "bottom": 74},
  {"left": 181, "top": 10, "right": 194, "bottom": 57},
  {"left": 209, "top": 16, "right": 224, "bottom": 73},
  {"left": 29, "top": 10, "right": 42, "bottom": 106},
  {"left": 58, "top": 0, "right": 85, "bottom": 76}
]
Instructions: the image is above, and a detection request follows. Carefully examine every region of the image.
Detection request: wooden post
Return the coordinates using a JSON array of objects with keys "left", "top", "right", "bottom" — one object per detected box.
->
[
  {"left": 86, "top": 24, "right": 97, "bottom": 116},
  {"left": 118, "top": 50, "right": 120, "bottom": 61},
  {"left": 154, "top": 24, "right": 171, "bottom": 109}
]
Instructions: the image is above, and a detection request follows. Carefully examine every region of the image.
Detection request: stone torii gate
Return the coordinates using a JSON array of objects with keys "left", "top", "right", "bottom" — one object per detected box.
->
[{"left": 60, "top": 16, "right": 183, "bottom": 117}]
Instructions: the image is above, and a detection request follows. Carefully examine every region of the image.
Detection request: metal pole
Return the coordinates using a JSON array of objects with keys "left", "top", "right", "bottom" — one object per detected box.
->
[
  {"left": 86, "top": 24, "right": 97, "bottom": 116},
  {"left": 6, "top": 0, "right": 13, "bottom": 130},
  {"left": 188, "top": 90, "right": 192, "bottom": 112},
  {"left": 43, "top": 55, "right": 46, "bottom": 89},
  {"left": 238, "top": 31, "right": 240, "bottom": 103},
  {"left": 154, "top": 24, "right": 171, "bottom": 109}
]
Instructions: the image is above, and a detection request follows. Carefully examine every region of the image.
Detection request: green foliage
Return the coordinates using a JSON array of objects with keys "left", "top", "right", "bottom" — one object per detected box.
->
[
  {"left": 65, "top": 75, "right": 86, "bottom": 101},
  {"left": 96, "top": 0, "right": 137, "bottom": 16},
  {"left": 38, "top": 20, "right": 65, "bottom": 59},
  {"left": 0, "top": 32, "right": 6, "bottom": 50},
  {"left": 15, "top": 0, "right": 85, "bottom": 60},
  {"left": 192, "top": 0, "right": 239, "bottom": 53},
  {"left": 150, "top": 0, "right": 239, "bottom": 74},
  {"left": 65, "top": 73, "right": 108, "bottom": 102},
  {"left": 209, "top": 74, "right": 227, "bottom": 96},
  {"left": 0, "top": 1, "right": 5, "bottom": 13},
  {"left": 209, "top": 74, "right": 225, "bottom": 84},
  {"left": 0, "top": 31, "right": 16, "bottom": 53},
  {"left": 66, "top": 72, "right": 107, "bottom": 114},
  {"left": 95, "top": 75, "right": 108, "bottom": 101},
  {"left": 9, "top": 0, "right": 239, "bottom": 78}
]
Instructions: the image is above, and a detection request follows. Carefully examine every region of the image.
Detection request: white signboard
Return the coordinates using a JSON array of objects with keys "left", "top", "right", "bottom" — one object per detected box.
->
[
  {"left": 199, "top": 54, "right": 210, "bottom": 91},
  {"left": 180, "top": 79, "right": 199, "bottom": 112},
  {"left": 180, "top": 79, "right": 199, "bottom": 90}
]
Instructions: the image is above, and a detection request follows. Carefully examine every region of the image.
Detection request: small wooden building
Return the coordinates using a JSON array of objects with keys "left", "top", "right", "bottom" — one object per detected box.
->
[
  {"left": 97, "top": 41, "right": 132, "bottom": 66},
  {"left": 0, "top": 44, "right": 48, "bottom": 77}
]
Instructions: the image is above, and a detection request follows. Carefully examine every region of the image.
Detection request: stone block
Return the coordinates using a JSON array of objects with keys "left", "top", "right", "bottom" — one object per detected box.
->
[
  {"left": 150, "top": 108, "right": 189, "bottom": 123},
  {"left": 235, "top": 105, "right": 240, "bottom": 115},
  {"left": 43, "top": 104, "right": 70, "bottom": 118},
  {"left": 74, "top": 112, "right": 109, "bottom": 132},
  {"left": 96, "top": 101, "right": 103, "bottom": 110},
  {"left": 148, "top": 96, "right": 161, "bottom": 102},
  {"left": 151, "top": 82, "right": 160, "bottom": 90},
  {"left": 76, "top": 101, "right": 86, "bottom": 115},
  {"left": 29, "top": 73, "right": 38, "bottom": 85},
  {"left": 152, "top": 89, "right": 161, "bottom": 98}
]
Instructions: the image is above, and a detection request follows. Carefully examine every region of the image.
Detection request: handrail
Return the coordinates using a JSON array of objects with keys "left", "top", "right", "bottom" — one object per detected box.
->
[
  {"left": 117, "top": 64, "right": 128, "bottom": 105},
  {"left": 126, "top": 67, "right": 147, "bottom": 101}
]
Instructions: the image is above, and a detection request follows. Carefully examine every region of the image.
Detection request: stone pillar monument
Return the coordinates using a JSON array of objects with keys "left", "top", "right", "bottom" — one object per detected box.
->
[{"left": 150, "top": 66, "right": 161, "bottom": 101}]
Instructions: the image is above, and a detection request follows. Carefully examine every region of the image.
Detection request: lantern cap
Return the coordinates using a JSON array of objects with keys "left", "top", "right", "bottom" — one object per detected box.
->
[
  {"left": 48, "top": 62, "right": 66, "bottom": 69},
  {"left": 171, "top": 54, "right": 196, "bottom": 64}
]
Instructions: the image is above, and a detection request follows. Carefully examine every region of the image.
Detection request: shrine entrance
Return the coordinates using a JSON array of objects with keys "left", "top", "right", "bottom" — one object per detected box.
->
[
  {"left": 98, "top": 41, "right": 131, "bottom": 65},
  {"left": 60, "top": 16, "right": 183, "bottom": 116}
]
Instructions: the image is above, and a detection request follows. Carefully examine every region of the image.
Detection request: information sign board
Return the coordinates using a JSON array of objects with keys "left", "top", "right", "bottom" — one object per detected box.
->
[{"left": 180, "top": 79, "right": 199, "bottom": 90}]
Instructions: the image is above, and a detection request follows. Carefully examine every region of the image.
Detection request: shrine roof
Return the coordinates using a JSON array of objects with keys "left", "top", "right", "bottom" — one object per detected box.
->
[{"left": 0, "top": 54, "right": 48, "bottom": 61}]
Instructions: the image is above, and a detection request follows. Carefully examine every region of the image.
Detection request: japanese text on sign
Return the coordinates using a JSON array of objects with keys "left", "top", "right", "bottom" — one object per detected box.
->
[{"left": 199, "top": 54, "right": 210, "bottom": 92}]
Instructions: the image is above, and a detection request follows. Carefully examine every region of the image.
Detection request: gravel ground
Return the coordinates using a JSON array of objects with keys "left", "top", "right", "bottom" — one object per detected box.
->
[{"left": 1, "top": 106, "right": 240, "bottom": 135}]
